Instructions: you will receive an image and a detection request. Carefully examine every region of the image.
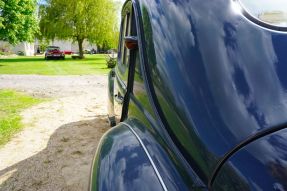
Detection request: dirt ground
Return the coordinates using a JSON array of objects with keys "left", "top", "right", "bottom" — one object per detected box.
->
[{"left": 0, "top": 75, "right": 110, "bottom": 191}]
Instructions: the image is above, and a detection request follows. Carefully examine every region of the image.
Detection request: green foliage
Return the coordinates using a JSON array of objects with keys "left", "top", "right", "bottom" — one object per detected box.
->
[
  {"left": 40, "top": 0, "right": 119, "bottom": 58},
  {"left": 38, "top": 38, "right": 49, "bottom": 52},
  {"left": 106, "top": 56, "right": 116, "bottom": 68},
  {"left": 0, "top": 90, "right": 43, "bottom": 146},
  {"left": 0, "top": 0, "right": 39, "bottom": 44}
]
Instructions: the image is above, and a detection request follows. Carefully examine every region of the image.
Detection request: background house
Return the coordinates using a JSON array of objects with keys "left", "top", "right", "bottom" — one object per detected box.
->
[
  {"left": 35, "top": 39, "right": 97, "bottom": 54},
  {"left": 0, "top": 41, "right": 34, "bottom": 56},
  {"left": 0, "top": 39, "right": 97, "bottom": 56}
]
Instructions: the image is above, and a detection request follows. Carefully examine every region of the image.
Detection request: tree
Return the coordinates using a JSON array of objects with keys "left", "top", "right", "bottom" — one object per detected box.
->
[
  {"left": 40, "top": 0, "right": 118, "bottom": 58},
  {"left": 0, "top": 0, "right": 39, "bottom": 44}
]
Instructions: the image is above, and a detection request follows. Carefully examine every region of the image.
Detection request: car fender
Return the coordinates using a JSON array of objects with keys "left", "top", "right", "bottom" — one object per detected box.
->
[{"left": 89, "top": 122, "right": 165, "bottom": 191}]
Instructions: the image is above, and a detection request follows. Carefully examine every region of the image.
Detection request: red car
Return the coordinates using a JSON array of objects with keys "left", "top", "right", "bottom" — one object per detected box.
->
[
  {"left": 45, "top": 46, "right": 65, "bottom": 60},
  {"left": 63, "top": 50, "right": 73, "bottom": 55}
]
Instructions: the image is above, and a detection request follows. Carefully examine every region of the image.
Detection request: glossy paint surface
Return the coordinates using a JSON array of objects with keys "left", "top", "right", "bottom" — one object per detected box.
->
[
  {"left": 127, "top": 102, "right": 205, "bottom": 190},
  {"left": 213, "top": 128, "right": 287, "bottom": 191},
  {"left": 138, "top": 0, "right": 287, "bottom": 182},
  {"left": 127, "top": 46, "right": 206, "bottom": 189},
  {"left": 90, "top": 124, "right": 163, "bottom": 191}
]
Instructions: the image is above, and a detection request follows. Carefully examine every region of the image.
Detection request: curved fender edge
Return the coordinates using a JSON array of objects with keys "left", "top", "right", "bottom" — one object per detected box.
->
[{"left": 89, "top": 123, "right": 164, "bottom": 191}]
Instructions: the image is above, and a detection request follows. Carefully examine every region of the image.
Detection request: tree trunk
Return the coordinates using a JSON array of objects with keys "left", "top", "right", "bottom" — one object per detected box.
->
[{"left": 78, "top": 38, "right": 84, "bottom": 59}]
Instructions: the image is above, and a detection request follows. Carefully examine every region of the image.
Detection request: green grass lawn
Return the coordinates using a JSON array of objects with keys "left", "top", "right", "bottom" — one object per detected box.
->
[
  {"left": 0, "top": 54, "right": 110, "bottom": 75},
  {"left": 0, "top": 90, "right": 44, "bottom": 146}
]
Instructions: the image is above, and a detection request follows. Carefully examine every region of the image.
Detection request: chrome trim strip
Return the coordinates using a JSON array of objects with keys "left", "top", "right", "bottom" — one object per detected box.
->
[
  {"left": 115, "top": 67, "right": 127, "bottom": 92},
  {"left": 122, "top": 122, "right": 168, "bottom": 191}
]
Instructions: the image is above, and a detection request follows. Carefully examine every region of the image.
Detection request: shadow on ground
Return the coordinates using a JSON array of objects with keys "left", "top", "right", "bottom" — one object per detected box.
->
[{"left": 0, "top": 115, "right": 109, "bottom": 191}]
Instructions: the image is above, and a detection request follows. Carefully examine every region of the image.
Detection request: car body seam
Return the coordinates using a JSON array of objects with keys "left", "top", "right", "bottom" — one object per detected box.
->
[
  {"left": 208, "top": 122, "right": 287, "bottom": 189},
  {"left": 121, "top": 122, "right": 168, "bottom": 191}
]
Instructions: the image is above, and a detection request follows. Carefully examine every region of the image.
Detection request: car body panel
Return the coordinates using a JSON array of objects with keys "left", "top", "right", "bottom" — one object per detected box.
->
[
  {"left": 89, "top": 123, "right": 164, "bottom": 191},
  {"left": 127, "top": 101, "right": 206, "bottom": 190},
  {"left": 212, "top": 128, "right": 287, "bottom": 191},
  {"left": 114, "top": 68, "right": 126, "bottom": 119},
  {"left": 138, "top": 0, "right": 287, "bottom": 182}
]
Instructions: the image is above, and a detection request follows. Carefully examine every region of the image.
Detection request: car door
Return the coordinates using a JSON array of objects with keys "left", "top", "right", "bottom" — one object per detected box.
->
[{"left": 108, "top": 1, "right": 135, "bottom": 126}]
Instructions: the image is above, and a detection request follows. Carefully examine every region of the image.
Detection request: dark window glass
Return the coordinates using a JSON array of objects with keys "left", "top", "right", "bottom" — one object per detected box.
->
[{"left": 120, "top": 15, "right": 127, "bottom": 66}]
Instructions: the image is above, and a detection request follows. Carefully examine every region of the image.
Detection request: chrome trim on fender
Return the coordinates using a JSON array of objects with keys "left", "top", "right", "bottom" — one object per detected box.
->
[{"left": 121, "top": 122, "right": 168, "bottom": 191}]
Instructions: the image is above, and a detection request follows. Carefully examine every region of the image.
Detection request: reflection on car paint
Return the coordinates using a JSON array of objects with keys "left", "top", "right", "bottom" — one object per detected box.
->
[{"left": 213, "top": 128, "right": 287, "bottom": 191}]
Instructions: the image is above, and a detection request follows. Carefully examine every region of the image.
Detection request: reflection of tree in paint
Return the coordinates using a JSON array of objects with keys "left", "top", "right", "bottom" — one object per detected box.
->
[
  {"left": 141, "top": 5, "right": 220, "bottom": 183},
  {"left": 142, "top": 7, "right": 157, "bottom": 69},
  {"left": 213, "top": 163, "right": 250, "bottom": 191}
]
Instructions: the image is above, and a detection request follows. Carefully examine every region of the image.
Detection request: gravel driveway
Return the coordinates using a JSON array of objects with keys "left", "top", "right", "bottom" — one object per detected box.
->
[
  {"left": 0, "top": 75, "right": 109, "bottom": 191},
  {"left": 0, "top": 75, "right": 107, "bottom": 98}
]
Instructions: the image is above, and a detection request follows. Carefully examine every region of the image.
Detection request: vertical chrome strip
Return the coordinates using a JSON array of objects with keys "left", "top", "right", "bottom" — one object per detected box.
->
[{"left": 121, "top": 122, "right": 168, "bottom": 191}]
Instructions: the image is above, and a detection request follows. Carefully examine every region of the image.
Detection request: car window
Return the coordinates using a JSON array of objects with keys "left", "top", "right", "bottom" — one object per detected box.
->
[
  {"left": 123, "top": 13, "right": 131, "bottom": 66},
  {"left": 117, "top": 7, "right": 133, "bottom": 84},
  {"left": 47, "top": 47, "right": 60, "bottom": 51},
  {"left": 118, "top": 15, "right": 129, "bottom": 81},
  {"left": 239, "top": 0, "right": 287, "bottom": 28},
  {"left": 120, "top": 15, "right": 127, "bottom": 67}
]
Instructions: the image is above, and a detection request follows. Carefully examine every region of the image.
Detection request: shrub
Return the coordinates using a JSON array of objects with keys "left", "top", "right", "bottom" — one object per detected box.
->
[{"left": 106, "top": 57, "right": 116, "bottom": 68}]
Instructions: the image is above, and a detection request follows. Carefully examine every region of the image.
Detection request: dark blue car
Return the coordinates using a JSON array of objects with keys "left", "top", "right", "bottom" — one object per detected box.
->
[{"left": 90, "top": 0, "right": 287, "bottom": 190}]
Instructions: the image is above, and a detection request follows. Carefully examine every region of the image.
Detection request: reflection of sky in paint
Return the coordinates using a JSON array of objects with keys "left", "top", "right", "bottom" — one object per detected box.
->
[
  {"left": 140, "top": 0, "right": 287, "bottom": 154},
  {"left": 240, "top": 0, "right": 287, "bottom": 27}
]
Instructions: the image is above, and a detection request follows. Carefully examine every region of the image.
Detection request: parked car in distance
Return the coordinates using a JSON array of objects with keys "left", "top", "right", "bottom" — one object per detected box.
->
[
  {"left": 90, "top": 0, "right": 287, "bottom": 191},
  {"left": 84, "top": 49, "right": 91, "bottom": 54},
  {"left": 71, "top": 52, "right": 81, "bottom": 59},
  {"left": 97, "top": 50, "right": 107, "bottom": 54},
  {"left": 107, "top": 49, "right": 117, "bottom": 54},
  {"left": 45, "top": 46, "right": 65, "bottom": 60},
  {"left": 63, "top": 50, "right": 73, "bottom": 55}
]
